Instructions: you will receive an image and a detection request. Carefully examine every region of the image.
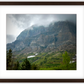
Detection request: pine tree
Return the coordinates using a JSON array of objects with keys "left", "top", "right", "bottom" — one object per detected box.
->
[
  {"left": 7, "top": 49, "right": 12, "bottom": 70},
  {"left": 62, "top": 51, "right": 70, "bottom": 70},
  {"left": 21, "top": 58, "right": 31, "bottom": 70},
  {"left": 13, "top": 61, "right": 20, "bottom": 70},
  {"left": 31, "top": 64, "right": 37, "bottom": 70}
]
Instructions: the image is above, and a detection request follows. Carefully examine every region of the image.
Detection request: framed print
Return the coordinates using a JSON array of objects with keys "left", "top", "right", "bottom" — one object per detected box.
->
[{"left": 0, "top": 2, "right": 84, "bottom": 82}]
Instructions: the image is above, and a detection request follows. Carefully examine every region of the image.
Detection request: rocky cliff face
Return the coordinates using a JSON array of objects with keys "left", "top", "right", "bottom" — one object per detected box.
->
[{"left": 7, "top": 21, "right": 76, "bottom": 53}]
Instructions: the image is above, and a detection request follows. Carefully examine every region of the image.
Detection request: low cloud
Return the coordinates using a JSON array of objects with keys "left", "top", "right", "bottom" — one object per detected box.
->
[
  {"left": 7, "top": 14, "right": 76, "bottom": 29},
  {"left": 6, "top": 35, "right": 16, "bottom": 44},
  {"left": 6, "top": 14, "right": 76, "bottom": 44}
]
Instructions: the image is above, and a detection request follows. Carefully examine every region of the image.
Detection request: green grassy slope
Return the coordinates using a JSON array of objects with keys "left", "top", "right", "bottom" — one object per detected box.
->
[{"left": 14, "top": 51, "right": 76, "bottom": 70}]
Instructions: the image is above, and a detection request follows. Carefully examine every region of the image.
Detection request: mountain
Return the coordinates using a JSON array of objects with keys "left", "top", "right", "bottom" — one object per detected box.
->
[{"left": 7, "top": 21, "right": 76, "bottom": 54}]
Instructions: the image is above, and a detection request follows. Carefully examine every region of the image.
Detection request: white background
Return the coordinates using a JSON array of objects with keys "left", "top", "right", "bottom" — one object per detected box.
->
[{"left": 0, "top": 6, "right": 84, "bottom": 79}]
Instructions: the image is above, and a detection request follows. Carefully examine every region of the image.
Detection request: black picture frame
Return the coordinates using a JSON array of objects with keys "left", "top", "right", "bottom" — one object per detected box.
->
[
  {"left": 0, "top": 2, "right": 84, "bottom": 5},
  {"left": 0, "top": 2, "right": 84, "bottom": 82}
]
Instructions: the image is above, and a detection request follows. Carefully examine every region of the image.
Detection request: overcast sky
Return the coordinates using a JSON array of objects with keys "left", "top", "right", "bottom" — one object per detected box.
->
[{"left": 6, "top": 14, "right": 76, "bottom": 44}]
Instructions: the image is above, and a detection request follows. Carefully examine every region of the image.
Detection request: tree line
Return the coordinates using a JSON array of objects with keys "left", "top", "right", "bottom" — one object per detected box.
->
[
  {"left": 7, "top": 49, "right": 37, "bottom": 70},
  {"left": 7, "top": 49, "right": 76, "bottom": 70}
]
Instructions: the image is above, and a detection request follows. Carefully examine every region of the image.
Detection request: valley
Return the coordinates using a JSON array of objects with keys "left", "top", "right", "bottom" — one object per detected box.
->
[{"left": 11, "top": 50, "right": 76, "bottom": 70}]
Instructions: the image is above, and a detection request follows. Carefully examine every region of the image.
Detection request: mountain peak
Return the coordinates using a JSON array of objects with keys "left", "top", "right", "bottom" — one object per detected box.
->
[{"left": 7, "top": 21, "right": 76, "bottom": 53}]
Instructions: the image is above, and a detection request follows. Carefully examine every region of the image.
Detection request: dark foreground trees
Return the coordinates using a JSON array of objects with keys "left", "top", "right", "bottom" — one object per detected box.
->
[
  {"left": 21, "top": 58, "right": 31, "bottom": 70},
  {"left": 7, "top": 49, "right": 18, "bottom": 70},
  {"left": 7, "top": 49, "right": 12, "bottom": 70},
  {"left": 7, "top": 49, "right": 37, "bottom": 70},
  {"left": 13, "top": 61, "right": 20, "bottom": 70},
  {"left": 7, "top": 49, "right": 76, "bottom": 70}
]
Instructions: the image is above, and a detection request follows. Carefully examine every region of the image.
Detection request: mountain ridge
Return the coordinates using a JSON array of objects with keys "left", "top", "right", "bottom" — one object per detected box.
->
[{"left": 7, "top": 21, "right": 76, "bottom": 54}]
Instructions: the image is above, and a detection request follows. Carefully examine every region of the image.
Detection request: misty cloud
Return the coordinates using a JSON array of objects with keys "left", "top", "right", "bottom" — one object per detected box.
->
[
  {"left": 7, "top": 14, "right": 76, "bottom": 29},
  {"left": 6, "top": 35, "right": 16, "bottom": 44},
  {"left": 6, "top": 14, "right": 76, "bottom": 44}
]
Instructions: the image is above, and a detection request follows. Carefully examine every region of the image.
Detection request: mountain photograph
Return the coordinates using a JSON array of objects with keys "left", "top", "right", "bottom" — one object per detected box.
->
[{"left": 6, "top": 14, "right": 76, "bottom": 70}]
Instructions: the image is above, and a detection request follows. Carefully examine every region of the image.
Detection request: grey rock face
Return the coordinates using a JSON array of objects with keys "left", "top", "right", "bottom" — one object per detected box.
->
[{"left": 7, "top": 21, "right": 76, "bottom": 53}]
